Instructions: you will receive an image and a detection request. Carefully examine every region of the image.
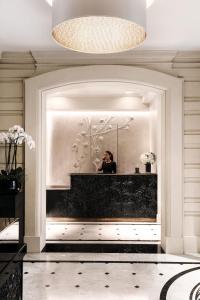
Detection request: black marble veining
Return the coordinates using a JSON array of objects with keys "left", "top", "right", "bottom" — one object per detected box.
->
[
  {"left": 0, "top": 245, "right": 26, "bottom": 300},
  {"left": 47, "top": 174, "right": 157, "bottom": 219}
]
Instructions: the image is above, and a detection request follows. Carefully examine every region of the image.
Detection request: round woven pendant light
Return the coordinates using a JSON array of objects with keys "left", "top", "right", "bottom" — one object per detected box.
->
[{"left": 52, "top": 0, "right": 147, "bottom": 54}]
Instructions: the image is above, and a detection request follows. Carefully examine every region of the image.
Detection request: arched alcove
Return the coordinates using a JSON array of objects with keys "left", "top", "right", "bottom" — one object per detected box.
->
[{"left": 25, "top": 65, "right": 183, "bottom": 253}]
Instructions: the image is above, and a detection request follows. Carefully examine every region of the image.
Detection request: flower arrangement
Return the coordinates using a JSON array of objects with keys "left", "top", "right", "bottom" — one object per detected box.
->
[
  {"left": 140, "top": 152, "right": 156, "bottom": 165},
  {"left": 0, "top": 125, "right": 35, "bottom": 190}
]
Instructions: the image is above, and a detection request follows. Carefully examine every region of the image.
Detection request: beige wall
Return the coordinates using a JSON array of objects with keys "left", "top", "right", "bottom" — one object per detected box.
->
[
  {"left": 46, "top": 111, "right": 151, "bottom": 186},
  {"left": 0, "top": 50, "right": 200, "bottom": 252}
]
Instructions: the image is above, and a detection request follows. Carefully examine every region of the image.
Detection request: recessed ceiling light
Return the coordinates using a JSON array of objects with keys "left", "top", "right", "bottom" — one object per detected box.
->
[{"left": 51, "top": 0, "right": 147, "bottom": 54}]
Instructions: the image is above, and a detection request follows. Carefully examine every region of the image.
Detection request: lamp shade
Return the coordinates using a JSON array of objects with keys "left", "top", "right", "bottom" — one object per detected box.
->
[{"left": 52, "top": 0, "right": 146, "bottom": 54}]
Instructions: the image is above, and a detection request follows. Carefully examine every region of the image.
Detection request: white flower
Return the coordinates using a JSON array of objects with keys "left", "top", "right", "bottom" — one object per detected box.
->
[
  {"left": 94, "top": 146, "right": 100, "bottom": 154},
  {"left": 83, "top": 142, "right": 89, "bottom": 148},
  {"left": 17, "top": 136, "right": 24, "bottom": 145},
  {"left": 73, "top": 162, "right": 79, "bottom": 168},
  {"left": 80, "top": 131, "right": 87, "bottom": 136},
  {"left": 27, "top": 139, "right": 35, "bottom": 150},
  {"left": 9, "top": 125, "right": 24, "bottom": 134},
  {"left": 94, "top": 158, "right": 101, "bottom": 163},
  {"left": 140, "top": 152, "right": 156, "bottom": 164},
  {"left": 25, "top": 134, "right": 35, "bottom": 149},
  {"left": 72, "top": 143, "right": 78, "bottom": 149},
  {"left": 98, "top": 136, "right": 104, "bottom": 141},
  {"left": 0, "top": 126, "right": 35, "bottom": 152},
  {"left": 0, "top": 132, "right": 9, "bottom": 143}
]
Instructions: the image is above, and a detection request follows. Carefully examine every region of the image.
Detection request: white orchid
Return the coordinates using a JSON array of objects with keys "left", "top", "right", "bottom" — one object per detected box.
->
[
  {"left": 0, "top": 132, "right": 9, "bottom": 143},
  {"left": 9, "top": 125, "right": 24, "bottom": 134},
  {"left": 0, "top": 125, "right": 35, "bottom": 173},
  {"left": 140, "top": 152, "right": 156, "bottom": 165}
]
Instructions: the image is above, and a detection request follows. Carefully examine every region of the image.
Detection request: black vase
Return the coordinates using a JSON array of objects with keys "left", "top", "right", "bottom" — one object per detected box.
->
[
  {"left": 145, "top": 163, "right": 151, "bottom": 173},
  {"left": 0, "top": 179, "right": 20, "bottom": 193}
]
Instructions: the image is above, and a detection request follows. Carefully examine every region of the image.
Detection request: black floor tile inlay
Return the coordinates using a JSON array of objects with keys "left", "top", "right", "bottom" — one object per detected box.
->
[{"left": 43, "top": 243, "right": 164, "bottom": 253}]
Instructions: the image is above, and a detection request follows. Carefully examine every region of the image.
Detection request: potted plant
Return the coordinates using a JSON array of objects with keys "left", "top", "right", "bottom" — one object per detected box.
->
[
  {"left": 0, "top": 125, "right": 35, "bottom": 192},
  {"left": 140, "top": 152, "right": 156, "bottom": 173}
]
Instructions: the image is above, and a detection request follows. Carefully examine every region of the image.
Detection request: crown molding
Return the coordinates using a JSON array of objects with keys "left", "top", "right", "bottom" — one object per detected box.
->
[{"left": 1, "top": 50, "right": 200, "bottom": 71}]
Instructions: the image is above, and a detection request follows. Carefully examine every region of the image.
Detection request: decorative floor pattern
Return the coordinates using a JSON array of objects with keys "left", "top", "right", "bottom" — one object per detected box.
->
[
  {"left": 46, "top": 222, "right": 161, "bottom": 242},
  {"left": 23, "top": 253, "right": 200, "bottom": 300}
]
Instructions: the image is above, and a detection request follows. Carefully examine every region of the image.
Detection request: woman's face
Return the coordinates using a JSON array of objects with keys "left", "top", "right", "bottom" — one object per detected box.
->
[{"left": 104, "top": 152, "right": 110, "bottom": 161}]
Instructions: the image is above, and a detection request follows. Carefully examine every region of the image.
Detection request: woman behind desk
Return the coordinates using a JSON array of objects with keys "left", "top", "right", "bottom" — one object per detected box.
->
[{"left": 98, "top": 150, "right": 117, "bottom": 174}]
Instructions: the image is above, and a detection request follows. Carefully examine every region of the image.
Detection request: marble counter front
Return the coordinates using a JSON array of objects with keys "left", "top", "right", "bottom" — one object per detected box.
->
[{"left": 47, "top": 173, "right": 157, "bottom": 219}]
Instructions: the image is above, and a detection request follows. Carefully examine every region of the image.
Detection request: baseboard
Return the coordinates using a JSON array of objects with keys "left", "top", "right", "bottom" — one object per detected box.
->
[
  {"left": 24, "top": 236, "right": 45, "bottom": 253},
  {"left": 184, "top": 236, "right": 200, "bottom": 253},
  {"left": 164, "top": 237, "right": 184, "bottom": 254}
]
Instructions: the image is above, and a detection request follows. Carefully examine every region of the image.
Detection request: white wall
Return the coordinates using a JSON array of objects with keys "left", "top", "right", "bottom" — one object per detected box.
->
[{"left": 0, "top": 50, "right": 200, "bottom": 253}]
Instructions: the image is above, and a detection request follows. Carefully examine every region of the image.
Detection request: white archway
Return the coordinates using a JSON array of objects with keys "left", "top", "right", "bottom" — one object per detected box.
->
[{"left": 25, "top": 65, "right": 183, "bottom": 253}]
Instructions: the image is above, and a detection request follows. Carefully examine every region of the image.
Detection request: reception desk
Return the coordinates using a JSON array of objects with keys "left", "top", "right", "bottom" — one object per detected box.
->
[{"left": 47, "top": 173, "right": 157, "bottom": 220}]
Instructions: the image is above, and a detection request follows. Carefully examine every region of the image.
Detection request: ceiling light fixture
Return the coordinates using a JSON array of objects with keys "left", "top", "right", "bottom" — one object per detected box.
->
[{"left": 51, "top": 0, "right": 147, "bottom": 54}]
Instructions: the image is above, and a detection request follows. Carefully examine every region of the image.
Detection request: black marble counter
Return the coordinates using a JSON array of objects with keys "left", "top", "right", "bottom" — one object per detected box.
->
[{"left": 47, "top": 174, "right": 157, "bottom": 219}]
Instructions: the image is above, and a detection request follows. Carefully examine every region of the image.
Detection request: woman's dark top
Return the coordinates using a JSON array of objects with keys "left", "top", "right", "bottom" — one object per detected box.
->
[{"left": 99, "top": 161, "right": 117, "bottom": 174}]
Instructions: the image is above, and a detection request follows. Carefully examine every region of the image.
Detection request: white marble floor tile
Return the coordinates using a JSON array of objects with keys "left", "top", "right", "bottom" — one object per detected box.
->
[
  {"left": 23, "top": 260, "right": 200, "bottom": 300},
  {"left": 0, "top": 222, "right": 19, "bottom": 240},
  {"left": 46, "top": 222, "right": 161, "bottom": 242},
  {"left": 24, "top": 252, "right": 200, "bottom": 263}
]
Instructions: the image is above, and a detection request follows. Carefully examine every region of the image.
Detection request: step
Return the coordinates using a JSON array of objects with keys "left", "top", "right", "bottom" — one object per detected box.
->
[{"left": 43, "top": 242, "right": 164, "bottom": 253}]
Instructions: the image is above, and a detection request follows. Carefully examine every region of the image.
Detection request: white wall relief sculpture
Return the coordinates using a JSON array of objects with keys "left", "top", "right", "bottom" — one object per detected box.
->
[{"left": 72, "top": 115, "right": 134, "bottom": 172}]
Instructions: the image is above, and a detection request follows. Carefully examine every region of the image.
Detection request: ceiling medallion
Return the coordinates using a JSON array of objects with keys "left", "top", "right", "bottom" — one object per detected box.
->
[{"left": 52, "top": 0, "right": 147, "bottom": 54}]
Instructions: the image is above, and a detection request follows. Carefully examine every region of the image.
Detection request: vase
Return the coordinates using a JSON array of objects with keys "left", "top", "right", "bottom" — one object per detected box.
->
[
  {"left": 145, "top": 163, "right": 151, "bottom": 173},
  {"left": 0, "top": 179, "right": 21, "bottom": 193}
]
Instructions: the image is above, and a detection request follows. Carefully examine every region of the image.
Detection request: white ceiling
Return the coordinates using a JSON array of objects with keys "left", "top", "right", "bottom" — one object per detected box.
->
[
  {"left": 46, "top": 81, "right": 158, "bottom": 111},
  {"left": 47, "top": 81, "right": 159, "bottom": 99},
  {"left": 0, "top": 0, "right": 200, "bottom": 53}
]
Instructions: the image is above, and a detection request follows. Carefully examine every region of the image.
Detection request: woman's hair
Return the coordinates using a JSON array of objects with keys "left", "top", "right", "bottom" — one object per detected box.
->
[{"left": 105, "top": 150, "right": 114, "bottom": 161}]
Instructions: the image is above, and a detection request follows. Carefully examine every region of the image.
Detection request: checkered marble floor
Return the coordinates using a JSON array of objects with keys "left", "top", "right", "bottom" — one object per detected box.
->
[
  {"left": 23, "top": 253, "right": 200, "bottom": 300},
  {"left": 0, "top": 222, "right": 160, "bottom": 242},
  {"left": 46, "top": 222, "right": 161, "bottom": 242}
]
